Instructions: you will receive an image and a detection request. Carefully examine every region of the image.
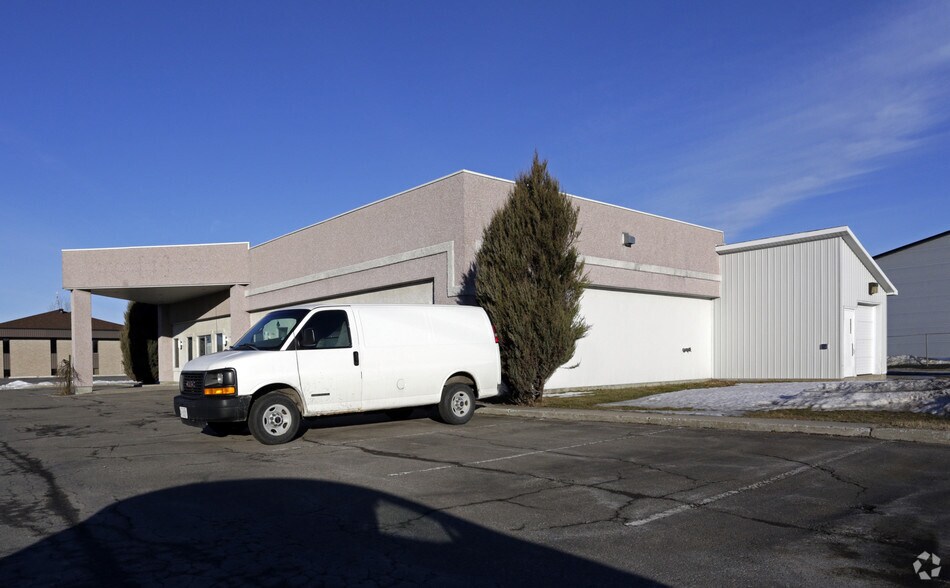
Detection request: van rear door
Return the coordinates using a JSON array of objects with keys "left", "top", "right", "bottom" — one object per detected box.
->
[{"left": 294, "top": 308, "right": 362, "bottom": 414}]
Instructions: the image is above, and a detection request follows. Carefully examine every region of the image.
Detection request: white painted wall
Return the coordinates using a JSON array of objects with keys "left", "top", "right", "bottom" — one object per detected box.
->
[{"left": 547, "top": 288, "right": 713, "bottom": 389}]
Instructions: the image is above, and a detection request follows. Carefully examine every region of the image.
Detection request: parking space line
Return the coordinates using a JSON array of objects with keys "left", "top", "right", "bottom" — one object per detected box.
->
[
  {"left": 388, "top": 428, "right": 674, "bottom": 477},
  {"left": 625, "top": 442, "right": 881, "bottom": 527}
]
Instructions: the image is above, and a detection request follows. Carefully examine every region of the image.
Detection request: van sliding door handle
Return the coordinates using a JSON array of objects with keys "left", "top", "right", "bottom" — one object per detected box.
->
[{"left": 353, "top": 351, "right": 360, "bottom": 366}]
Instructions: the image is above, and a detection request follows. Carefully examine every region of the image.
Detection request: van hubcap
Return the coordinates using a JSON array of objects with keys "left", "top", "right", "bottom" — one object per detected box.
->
[
  {"left": 263, "top": 405, "right": 292, "bottom": 435},
  {"left": 451, "top": 391, "right": 470, "bottom": 417}
]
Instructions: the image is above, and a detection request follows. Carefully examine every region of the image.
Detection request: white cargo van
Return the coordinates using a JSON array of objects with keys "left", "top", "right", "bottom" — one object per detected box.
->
[{"left": 173, "top": 304, "right": 501, "bottom": 444}]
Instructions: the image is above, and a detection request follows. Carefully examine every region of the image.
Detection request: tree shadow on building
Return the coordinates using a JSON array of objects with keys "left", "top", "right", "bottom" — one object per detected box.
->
[
  {"left": 457, "top": 261, "right": 478, "bottom": 306},
  {"left": 0, "top": 479, "right": 661, "bottom": 587}
]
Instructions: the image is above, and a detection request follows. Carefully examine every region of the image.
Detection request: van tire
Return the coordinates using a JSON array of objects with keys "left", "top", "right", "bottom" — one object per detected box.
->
[
  {"left": 248, "top": 393, "right": 300, "bottom": 445},
  {"left": 438, "top": 383, "right": 475, "bottom": 425}
]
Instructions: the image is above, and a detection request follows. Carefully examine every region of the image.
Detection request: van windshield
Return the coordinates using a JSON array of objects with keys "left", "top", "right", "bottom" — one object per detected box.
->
[{"left": 231, "top": 309, "right": 310, "bottom": 351}]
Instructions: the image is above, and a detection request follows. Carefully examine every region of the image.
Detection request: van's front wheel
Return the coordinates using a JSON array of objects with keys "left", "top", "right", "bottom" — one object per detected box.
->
[
  {"left": 438, "top": 383, "right": 474, "bottom": 425},
  {"left": 248, "top": 393, "right": 300, "bottom": 445}
]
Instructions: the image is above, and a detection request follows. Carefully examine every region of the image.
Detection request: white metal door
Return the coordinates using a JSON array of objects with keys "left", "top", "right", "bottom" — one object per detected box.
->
[
  {"left": 842, "top": 308, "right": 856, "bottom": 378},
  {"left": 855, "top": 305, "right": 877, "bottom": 375}
]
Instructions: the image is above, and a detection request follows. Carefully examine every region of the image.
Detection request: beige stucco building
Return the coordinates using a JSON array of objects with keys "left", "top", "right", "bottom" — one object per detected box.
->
[
  {"left": 0, "top": 310, "right": 123, "bottom": 379},
  {"left": 61, "top": 170, "right": 896, "bottom": 393}
]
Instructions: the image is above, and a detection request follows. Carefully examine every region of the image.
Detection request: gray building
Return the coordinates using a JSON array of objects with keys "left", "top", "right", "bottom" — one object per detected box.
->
[
  {"left": 61, "top": 170, "right": 895, "bottom": 393},
  {"left": 874, "top": 230, "right": 950, "bottom": 359}
]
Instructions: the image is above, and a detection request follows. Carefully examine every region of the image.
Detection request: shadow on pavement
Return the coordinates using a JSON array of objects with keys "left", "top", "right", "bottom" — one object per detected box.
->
[{"left": 0, "top": 478, "right": 661, "bottom": 587}]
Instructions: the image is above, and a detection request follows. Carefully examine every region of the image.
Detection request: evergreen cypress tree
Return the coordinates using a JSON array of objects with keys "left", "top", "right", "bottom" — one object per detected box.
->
[{"left": 475, "top": 154, "right": 589, "bottom": 404}]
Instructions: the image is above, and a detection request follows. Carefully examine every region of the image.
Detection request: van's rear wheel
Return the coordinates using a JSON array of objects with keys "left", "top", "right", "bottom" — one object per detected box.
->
[
  {"left": 438, "top": 383, "right": 474, "bottom": 425},
  {"left": 248, "top": 392, "right": 300, "bottom": 445}
]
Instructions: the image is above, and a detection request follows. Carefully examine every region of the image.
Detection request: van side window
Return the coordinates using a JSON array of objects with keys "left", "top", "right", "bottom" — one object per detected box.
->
[{"left": 297, "top": 310, "right": 351, "bottom": 350}]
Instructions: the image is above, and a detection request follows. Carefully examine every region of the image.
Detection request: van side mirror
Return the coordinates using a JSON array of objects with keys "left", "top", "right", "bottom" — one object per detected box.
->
[{"left": 301, "top": 328, "right": 316, "bottom": 348}]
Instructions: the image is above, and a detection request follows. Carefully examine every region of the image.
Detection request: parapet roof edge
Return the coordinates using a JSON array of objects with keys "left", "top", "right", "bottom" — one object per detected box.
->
[
  {"left": 62, "top": 242, "right": 250, "bottom": 252},
  {"left": 716, "top": 226, "right": 897, "bottom": 295},
  {"left": 253, "top": 169, "right": 721, "bottom": 249}
]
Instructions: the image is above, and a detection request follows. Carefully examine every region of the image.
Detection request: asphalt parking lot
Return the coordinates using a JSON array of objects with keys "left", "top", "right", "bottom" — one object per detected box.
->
[{"left": 0, "top": 385, "right": 947, "bottom": 586}]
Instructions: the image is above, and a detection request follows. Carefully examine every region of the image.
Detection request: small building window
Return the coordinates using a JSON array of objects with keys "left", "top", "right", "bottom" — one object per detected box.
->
[
  {"left": 198, "top": 335, "right": 212, "bottom": 357},
  {"left": 3, "top": 339, "right": 10, "bottom": 354},
  {"left": 215, "top": 333, "right": 224, "bottom": 353},
  {"left": 173, "top": 338, "right": 180, "bottom": 368},
  {"left": 93, "top": 340, "right": 99, "bottom": 353},
  {"left": 187, "top": 337, "right": 193, "bottom": 361},
  {"left": 50, "top": 339, "right": 57, "bottom": 353}
]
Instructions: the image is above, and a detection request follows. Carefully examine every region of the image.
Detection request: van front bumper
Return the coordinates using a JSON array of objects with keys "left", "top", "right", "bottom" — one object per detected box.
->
[{"left": 174, "top": 394, "right": 251, "bottom": 425}]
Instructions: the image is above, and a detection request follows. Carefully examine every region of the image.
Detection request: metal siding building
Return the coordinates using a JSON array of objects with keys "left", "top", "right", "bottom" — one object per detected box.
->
[
  {"left": 714, "top": 229, "right": 894, "bottom": 380},
  {"left": 874, "top": 231, "right": 950, "bottom": 359}
]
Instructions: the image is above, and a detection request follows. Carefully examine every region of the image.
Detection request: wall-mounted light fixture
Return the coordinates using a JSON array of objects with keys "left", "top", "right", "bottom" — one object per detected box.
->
[
  {"left": 868, "top": 282, "right": 879, "bottom": 295},
  {"left": 622, "top": 232, "right": 636, "bottom": 247}
]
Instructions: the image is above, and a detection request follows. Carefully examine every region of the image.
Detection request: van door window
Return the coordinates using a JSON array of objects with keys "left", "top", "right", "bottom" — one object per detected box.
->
[{"left": 297, "top": 310, "right": 351, "bottom": 350}]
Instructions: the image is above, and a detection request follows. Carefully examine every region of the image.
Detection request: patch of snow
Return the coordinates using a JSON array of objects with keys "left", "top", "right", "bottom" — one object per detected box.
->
[
  {"left": 545, "top": 391, "right": 594, "bottom": 399},
  {"left": 888, "top": 355, "right": 950, "bottom": 368},
  {"left": 0, "top": 380, "right": 56, "bottom": 390},
  {"left": 0, "top": 379, "right": 139, "bottom": 390},
  {"left": 607, "top": 380, "right": 950, "bottom": 416}
]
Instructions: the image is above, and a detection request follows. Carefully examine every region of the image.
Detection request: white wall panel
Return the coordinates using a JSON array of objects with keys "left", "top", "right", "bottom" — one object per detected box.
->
[{"left": 547, "top": 288, "right": 713, "bottom": 389}]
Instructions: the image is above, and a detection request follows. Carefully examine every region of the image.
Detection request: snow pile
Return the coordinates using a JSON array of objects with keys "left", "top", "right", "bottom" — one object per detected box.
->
[
  {"left": 0, "top": 380, "right": 55, "bottom": 390},
  {"left": 608, "top": 380, "right": 950, "bottom": 416},
  {"left": 888, "top": 355, "right": 950, "bottom": 368},
  {"left": 0, "top": 379, "right": 140, "bottom": 391},
  {"left": 790, "top": 380, "right": 950, "bottom": 415}
]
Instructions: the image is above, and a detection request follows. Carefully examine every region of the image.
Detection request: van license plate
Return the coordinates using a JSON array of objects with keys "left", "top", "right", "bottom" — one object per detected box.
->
[{"left": 180, "top": 407, "right": 189, "bottom": 419}]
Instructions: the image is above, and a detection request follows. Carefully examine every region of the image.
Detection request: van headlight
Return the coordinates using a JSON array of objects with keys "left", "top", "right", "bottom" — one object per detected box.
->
[{"left": 204, "top": 369, "right": 237, "bottom": 396}]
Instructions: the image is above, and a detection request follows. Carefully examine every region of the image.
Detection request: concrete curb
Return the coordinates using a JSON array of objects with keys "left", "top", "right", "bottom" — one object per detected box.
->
[{"left": 477, "top": 406, "right": 950, "bottom": 446}]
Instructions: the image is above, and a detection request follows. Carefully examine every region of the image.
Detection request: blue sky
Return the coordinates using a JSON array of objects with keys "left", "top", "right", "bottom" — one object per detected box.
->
[{"left": 2, "top": 1, "right": 948, "bottom": 324}]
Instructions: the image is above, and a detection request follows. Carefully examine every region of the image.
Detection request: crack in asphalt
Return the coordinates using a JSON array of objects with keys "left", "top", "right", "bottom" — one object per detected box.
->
[
  {"left": 0, "top": 440, "right": 130, "bottom": 585},
  {"left": 0, "top": 442, "right": 81, "bottom": 528},
  {"left": 755, "top": 451, "right": 871, "bottom": 498}
]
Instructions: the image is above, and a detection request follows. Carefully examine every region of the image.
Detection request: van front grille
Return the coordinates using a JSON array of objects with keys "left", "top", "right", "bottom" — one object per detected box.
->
[{"left": 180, "top": 372, "right": 205, "bottom": 397}]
